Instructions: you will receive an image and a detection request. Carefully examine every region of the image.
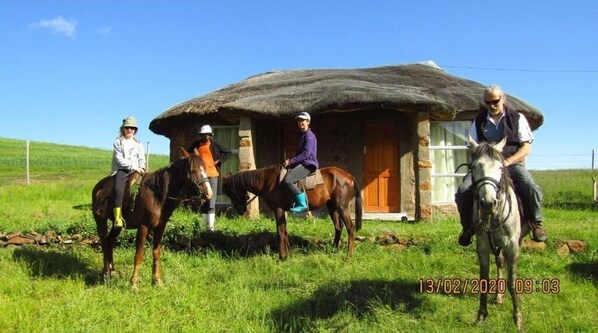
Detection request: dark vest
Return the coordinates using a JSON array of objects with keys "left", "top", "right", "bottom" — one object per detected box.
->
[{"left": 475, "top": 108, "right": 521, "bottom": 158}]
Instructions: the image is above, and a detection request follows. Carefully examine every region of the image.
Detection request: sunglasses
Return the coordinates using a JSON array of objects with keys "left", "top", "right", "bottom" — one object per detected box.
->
[
  {"left": 124, "top": 127, "right": 137, "bottom": 130},
  {"left": 484, "top": 97, "right": 501, "bottom": 106}
]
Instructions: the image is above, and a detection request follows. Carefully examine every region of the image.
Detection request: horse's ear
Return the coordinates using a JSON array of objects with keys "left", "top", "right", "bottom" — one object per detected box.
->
[
  {"left": 180, "top": 147, "right": 190, "bottom": 158},
  {"left": 192, "top": 148, "right": 200, "bottom": 156},
  {"left": 494, "top": 137, "right": 507, "bottom": 152}
]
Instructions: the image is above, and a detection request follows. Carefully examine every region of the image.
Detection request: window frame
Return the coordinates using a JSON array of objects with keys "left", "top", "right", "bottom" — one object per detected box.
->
[{"left": 429, "top": 121, "right": 470, "bottom": 204}]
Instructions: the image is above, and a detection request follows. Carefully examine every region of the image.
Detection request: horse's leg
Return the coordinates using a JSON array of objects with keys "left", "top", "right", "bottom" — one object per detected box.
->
[
  {"left": 495, "top": 250, "right": 505, "bottom": 305},
  {"left": 151, "top": 225, "right": 166, "bottom": 286},
  {"left": 338, "top": 199, "right": 356, "bottom": 257},
  {"left": 275, "top": 208, "right": 290, "bottom": 260},
  {"left": 476, "top": 238, "right": 490, "bottom": 323},
  {"left": 326, "top": 202, "right": 342, "bottom": 251},
  {"left": 107, "top": 226, "right": 122, "bottom": 276},
  {"left": 341, "top": 210, "right": 355, "bottom": 257},
  {"left": 130, "top": 223, "right": 149, "bottom": 290},
  {"left": 96, "top": 217, "right": 111, "bottom": 279},
  {"left": 506, "top": 245, "right": 523, "bottom": 330}
]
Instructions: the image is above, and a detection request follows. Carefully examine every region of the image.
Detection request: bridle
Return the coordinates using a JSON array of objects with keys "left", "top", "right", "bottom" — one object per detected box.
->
[
  {"left": 471, "top": 165, "right": 513, "bottom": 233},
  {"left": 167, "top": 167, "right": 211, "bottom": 203}
]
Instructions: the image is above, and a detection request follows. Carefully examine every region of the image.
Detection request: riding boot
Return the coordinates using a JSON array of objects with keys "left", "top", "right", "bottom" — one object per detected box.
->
[
  {"left": 207, "top": 213, "right": 215, "bottom": 231},
  {"left": 202, "top": 214, "right": 211, "bottom": 231},
  {"left": 530, "top": 221, "right": 547, "bottom": 242},
  {"left": 113, "top": 207, "right": 125, "bottom": 229},
  {"left": 290, "top": 192, "right": 308, "bottom": 213},
  {"left": 455, "top": 191, "right": 474, "bottom": 246}
]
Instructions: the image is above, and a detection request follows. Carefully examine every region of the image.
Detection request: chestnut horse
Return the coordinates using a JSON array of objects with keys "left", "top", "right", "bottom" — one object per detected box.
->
[
  {"left": 92, "top": 150, "right": 212, "bottom": 288},
  {"left": 222, "top": 164, "right": 362, "bottom": 260}
]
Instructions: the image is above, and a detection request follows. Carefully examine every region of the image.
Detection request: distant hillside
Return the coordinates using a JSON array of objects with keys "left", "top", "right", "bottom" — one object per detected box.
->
[{"left": 0, "top": 137, "right": 170, "bottom": 185}]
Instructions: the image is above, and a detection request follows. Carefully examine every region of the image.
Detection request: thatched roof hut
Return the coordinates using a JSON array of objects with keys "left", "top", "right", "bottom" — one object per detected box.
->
[
  {"left": 150, "top": 62, "right": 543, "bottom": 136},
  {"left": 149, "top": 62, "right": 544, "bottom": 221}
]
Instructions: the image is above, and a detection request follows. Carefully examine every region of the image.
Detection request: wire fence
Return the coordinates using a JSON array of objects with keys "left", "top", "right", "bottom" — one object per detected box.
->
[{"left": 526, "top": 151, "right": 596, "bottom": 170}]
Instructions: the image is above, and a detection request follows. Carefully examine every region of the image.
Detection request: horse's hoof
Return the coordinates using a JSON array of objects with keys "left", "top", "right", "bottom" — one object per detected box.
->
[
  {"left": 152, "top": 279, "right": 163, "bottom": 287},
  {"left": 130, "top": 278, "right": 139, "bottom": 291}
]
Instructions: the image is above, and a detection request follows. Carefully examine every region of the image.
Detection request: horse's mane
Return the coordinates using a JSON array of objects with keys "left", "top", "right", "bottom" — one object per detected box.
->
[
  {"left": 138, "top": 155, "right": 203, "bottom": 201},
  {"left": 227, "top": 164, "right": 283, "bottom": 194},
  {"left": 472, "top": 142, "right": 504, "bottom": 164},
  {"left": 472, "top": 142, "right": 513, "bottom": 190}
]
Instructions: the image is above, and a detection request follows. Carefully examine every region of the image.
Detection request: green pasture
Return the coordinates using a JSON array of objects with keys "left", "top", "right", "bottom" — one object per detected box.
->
[{"left": 0, "top": 137, "right": 597, "bottom": 332}]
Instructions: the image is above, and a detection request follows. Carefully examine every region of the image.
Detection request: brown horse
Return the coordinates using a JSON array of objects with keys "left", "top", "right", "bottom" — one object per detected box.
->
[
  {"left": 91, "top": 150, "right": 212, "bottom": 288},
  {"left": 222, "top": 164, "right": 362, "bottom": 260}
]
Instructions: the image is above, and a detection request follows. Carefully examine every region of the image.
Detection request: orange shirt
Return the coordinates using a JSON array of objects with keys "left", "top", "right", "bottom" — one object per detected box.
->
[{"left": 198, "top": 142, "right": 219, "bottom": 177}]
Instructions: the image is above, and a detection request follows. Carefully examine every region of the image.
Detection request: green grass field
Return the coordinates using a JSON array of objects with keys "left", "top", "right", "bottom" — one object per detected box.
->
[{"left": 1, "top": 137, "right": 597, "bottom": 332}]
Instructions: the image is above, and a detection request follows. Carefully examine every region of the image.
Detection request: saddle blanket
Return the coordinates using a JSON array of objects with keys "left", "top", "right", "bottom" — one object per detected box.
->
[{"left": 279, "top": 168, "right": 324, "bottom": 190}]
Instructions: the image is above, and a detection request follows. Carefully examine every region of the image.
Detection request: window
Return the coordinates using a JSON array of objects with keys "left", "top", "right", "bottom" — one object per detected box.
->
[
  {"left": 430, "top": 121, "right": 470, "bottom": 203},
  {"left": 213, "top": 126, "right": 239, "bottom": 204}
]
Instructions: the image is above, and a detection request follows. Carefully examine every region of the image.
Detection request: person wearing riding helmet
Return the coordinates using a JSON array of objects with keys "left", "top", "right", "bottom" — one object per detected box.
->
[
  {"left": 111, "top": 116, "right": 146, "bottom": 228},
  {"left": 283, "top": 112, "right": 319, "bottom": 213},
  {"left": 187, "top": 124, "right": 231, "bottom": 231}
]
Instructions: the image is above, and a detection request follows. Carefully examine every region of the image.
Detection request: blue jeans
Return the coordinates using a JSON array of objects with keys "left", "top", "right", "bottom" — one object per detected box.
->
[
  {"left": 455, "top": 163, "right": 543, "bottom": 230},
  {"left": 200, "top": 177, "right": 219, "bottom": 214}
]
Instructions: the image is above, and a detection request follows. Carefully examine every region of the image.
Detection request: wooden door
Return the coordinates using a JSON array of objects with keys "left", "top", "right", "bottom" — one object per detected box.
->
[{"left": 363, "top": 123, "right": 399, "bottom": 212}]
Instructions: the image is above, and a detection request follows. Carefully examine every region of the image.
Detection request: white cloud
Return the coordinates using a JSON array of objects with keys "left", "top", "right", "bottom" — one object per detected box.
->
[{"left": 30, "top": 16, "right": 77, "bottom": 37}]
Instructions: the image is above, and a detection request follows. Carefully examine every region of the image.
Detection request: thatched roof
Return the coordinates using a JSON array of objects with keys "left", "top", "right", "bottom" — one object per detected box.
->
[{"left": 150, "top": 62, "right": 543, "bottom": 136}]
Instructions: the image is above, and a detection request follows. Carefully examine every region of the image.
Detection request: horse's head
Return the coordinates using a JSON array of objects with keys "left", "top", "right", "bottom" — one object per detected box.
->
[
  {"left": 469, "top": 136, "right": 507, "bottom": 214},
  {"left": 221, "top": 175, "right": 248, "bottom": 215},
  {"left": 182, "top": 148, "right": 213, "bottom": 202}
]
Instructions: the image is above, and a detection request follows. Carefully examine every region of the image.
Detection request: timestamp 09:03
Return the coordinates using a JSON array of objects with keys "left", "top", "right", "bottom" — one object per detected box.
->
[{"left": 417, "top": 278, "right": 560, "bottom": 294}]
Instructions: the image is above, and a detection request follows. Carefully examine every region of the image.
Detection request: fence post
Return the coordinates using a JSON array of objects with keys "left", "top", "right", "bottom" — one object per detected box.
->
[
  {"left": 26, "top": 140, "right": 30, "bottom": 185},
  {"left": 146, "top": 141, "right": 150, "bottom": 171}
]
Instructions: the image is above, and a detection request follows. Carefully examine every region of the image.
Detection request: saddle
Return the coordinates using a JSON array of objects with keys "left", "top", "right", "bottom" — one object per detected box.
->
[
  {"left": 93, "top": 172, "right": 141, "bottom": 219},
  {"left": 279, "top": 168, "right": 324, "bottom": 190}
]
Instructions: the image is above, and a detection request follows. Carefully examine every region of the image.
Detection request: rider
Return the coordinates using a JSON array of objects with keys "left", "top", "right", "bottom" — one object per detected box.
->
[
  {"left": 455, "top": 85, "right": 547, "bottom": 246},
  {"left": 111, "top": 116, "right": 146, "bottom": 229},
  {"left": 283, "top": 112, "right": 319, "bottom": 213},
  {"left": 187, "top": 124, "right": 231, "bottom": 230}
]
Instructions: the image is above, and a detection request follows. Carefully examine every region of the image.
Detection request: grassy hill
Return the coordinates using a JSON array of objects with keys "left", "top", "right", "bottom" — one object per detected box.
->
[{"left": 0, "top": 137, "right": 170, "bottom": 233}]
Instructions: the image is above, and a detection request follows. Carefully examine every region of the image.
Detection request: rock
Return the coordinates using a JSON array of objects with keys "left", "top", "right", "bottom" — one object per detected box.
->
[
  {"left": 521, "top": 239, "right": 546, "bottom": 251},
  {"left": 6, "top": 232, "right": 22, "bottom": 240},
  {"left": 557, "top": 244, "right": 570, "bottom": 257},
  {"left": 35, "top": 234, "right": 47, "bottom": 245},
  {"left": 566, "top": 240, "right": 588, "bottom": 253},
  {"left": 376, "top": 231, "right": 399, "bottom": 245},
  {"left": 176, "top": 235, "right": 190, "bottom": 247},
  {"left": 7, "top": 235, "right": 35, "bottom": 245}
]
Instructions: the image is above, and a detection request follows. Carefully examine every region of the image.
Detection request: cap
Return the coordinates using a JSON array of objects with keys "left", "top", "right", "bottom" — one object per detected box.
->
[
  {"left": 295, "top": 112, "right": 311, "bottom": 121},
  {"left": 122, "top": 116, "right": 138, "bottom": 128},
  {"left": 199, "top": 125, "right": 213, "bottom": 134}
]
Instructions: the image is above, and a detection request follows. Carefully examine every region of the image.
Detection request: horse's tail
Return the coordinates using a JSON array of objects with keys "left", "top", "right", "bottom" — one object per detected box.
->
[{"left": 353, "top": 178, "right": 363, "bottom": 232}]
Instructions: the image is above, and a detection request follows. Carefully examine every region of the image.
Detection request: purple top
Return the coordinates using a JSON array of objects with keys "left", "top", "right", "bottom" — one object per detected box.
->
[{"left": 290, "top": 128, "right": 319, "bottom": 170}]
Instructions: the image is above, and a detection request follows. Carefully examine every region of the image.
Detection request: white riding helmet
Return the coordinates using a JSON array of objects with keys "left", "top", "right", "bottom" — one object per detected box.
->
[{"left": 199, "top": 125, "right": 213, "bottom": 135}]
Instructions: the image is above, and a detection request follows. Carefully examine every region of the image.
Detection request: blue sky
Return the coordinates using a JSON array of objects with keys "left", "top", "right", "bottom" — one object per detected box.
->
[{"left": 1, "top": 1, "right": 597, "bottom": 170}]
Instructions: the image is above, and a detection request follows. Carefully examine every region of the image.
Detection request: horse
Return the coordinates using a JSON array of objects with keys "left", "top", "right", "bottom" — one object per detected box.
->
[
  {"left": 91, "top": 149, "right": 212, "bottom": 288},
  {"left": 222, "top": 164, "right": 362, "bottom": 260},
  {"left": 468, "top": 137, "right": 526, "bottom": 331}
]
